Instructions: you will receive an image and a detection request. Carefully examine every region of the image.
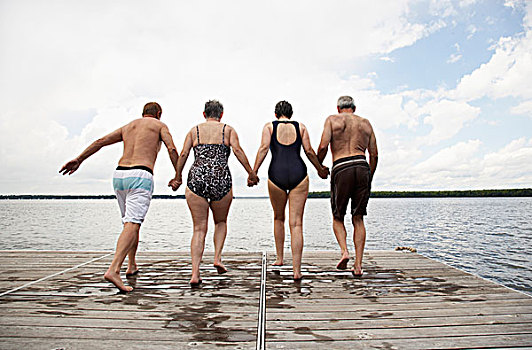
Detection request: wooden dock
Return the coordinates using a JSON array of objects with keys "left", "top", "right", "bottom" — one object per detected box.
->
[{"left": 0, "top": 251, "right": 530, "bottom": 349}]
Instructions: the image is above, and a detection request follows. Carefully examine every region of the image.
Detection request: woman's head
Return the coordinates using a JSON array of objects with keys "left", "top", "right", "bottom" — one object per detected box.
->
[
  {"left": 204, "top": 100, "right": 224, "bottom": 120},
  {"left": 275, "top": 101, "right": 293, "bottom": 119}
]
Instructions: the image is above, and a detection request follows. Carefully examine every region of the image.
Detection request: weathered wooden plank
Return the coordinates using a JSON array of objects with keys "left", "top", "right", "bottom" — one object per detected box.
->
[
  {"left": 0, "top": 325, "right": 258, "bottom": 342},
  {"left": 266, "top": 313, "right": 532, "bottom": 330},
  {"left": 264, "top": 323, "right": 532, "bottom": 341},
  {"left": 266, "top": 305, "right": 531, "bottom": 321},
  {"left": 265, "top": 334, "right": 532, "bottom": 349},
  {"left": 0, "top": 338, "right": 256, "bottom": 350}
]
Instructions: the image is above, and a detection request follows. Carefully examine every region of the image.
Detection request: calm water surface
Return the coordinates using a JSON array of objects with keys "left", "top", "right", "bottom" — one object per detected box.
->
[{"left": 0, "top": 198, "right": 530, "bottom": 294}]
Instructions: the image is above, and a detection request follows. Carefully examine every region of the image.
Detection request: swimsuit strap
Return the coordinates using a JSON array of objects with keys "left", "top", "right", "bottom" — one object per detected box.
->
[
  {"left": 222, "top": 124, "right": 227, "bottom": 144},
  {"left": 196, "top": 125, "right": 200, "bottom": 145},
  {"left": 293, "top": 121, "right": 302, "bottom": 142}
]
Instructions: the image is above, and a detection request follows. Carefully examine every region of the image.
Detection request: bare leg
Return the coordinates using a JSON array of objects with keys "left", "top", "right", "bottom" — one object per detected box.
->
[
  {"left": 352, "top": 215, "right": 366, "bottom": 275},
  {"left": 210, "top": 188, "right": 233, "bottom": 274},
  {"left": 186, "top": 187, "right": 210, "bottom": 285},
  {"left": 288, "top": 176, "right": 309, "bottom": 280},
  {"left": 104, "top": 222, "right": 140, "bottom": 292},
  {"left": 268, "top": 180, "right": 288, "bottom": 266},
  {"left": 126, "top": 233, "right": 139, "bottom": 276},
  {"left": 332, "top": 217, "right": 350, "bottom": 269}
]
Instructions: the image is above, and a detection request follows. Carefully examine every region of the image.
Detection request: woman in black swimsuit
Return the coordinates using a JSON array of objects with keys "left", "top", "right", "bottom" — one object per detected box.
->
[
  {"left": 251, "top": 101, "right": 329, "bottom": 280},
  {"left": 171, "top": 100, "right": 259, "bottom": 285}
]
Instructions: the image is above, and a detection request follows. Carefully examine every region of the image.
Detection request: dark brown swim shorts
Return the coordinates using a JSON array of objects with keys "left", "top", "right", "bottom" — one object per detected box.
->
[{"left": 330, "top": 155, "right": 371, "bottom": 220}]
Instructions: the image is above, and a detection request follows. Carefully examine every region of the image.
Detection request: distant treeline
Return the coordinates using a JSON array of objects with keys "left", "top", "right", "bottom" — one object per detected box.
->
[
  {"left": 309, "top": 188, "right": 532, "bottom": 198},
  {"left": 0, "top": 194, "right": 185, "bottom": 200},
  {"left": 1, "top": 189, "right": 531, "bottom": 200}
]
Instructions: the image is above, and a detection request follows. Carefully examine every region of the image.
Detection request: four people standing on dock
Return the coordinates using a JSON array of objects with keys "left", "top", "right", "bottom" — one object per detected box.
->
[{"left": 59, "top": 96, "right": 377, "bottom": 292}]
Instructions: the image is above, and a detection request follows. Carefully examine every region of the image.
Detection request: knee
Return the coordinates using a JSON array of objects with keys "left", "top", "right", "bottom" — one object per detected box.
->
[
  {"left": 214, "top": 218, "right": 227, "bottom": 225},
  {"left": 289, "top": 217, "right": 302, "bottom": 229},
  {"left": 193, "top": 222, "right": 208, "bottom": 234},
  {"left": 353, "top": 215, "right": 364, "bottom": 223},
  {"left": 273, "top": 213, "right": 285, "bottom": 222}
]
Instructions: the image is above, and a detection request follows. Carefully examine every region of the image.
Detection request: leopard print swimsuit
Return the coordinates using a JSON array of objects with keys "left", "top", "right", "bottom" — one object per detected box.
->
[{"left": 187, "top": 124, "right": 232, "bottom": 201}]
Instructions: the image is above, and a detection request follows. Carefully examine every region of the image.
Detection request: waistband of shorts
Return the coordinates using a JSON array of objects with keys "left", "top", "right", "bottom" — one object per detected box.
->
[
  {"left": 332, "top": 155, "right": 367, "bottom": 171},
  {"left": 116, "top": 165, "right": 153, "bottom": 175}
]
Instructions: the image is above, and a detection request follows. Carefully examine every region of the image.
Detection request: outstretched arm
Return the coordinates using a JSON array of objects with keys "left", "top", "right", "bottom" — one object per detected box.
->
[
  {"left": 229, "top": 126, "right": 259, "bottom": 186},
  {"left": 252, "top": 123, "right": 271, "bottom": 173},
  {"left": 317, "top": 117, "right": 332, "bottom": 164},
  {"left": 59, "top": 127, "right": 123, "bottom": 175},
  {"left": 160, "top": 124, "right": 179, "bottom": 173},
  {"left": 169, "top": 130, "right": 193, "bottom": 191},
  {"left": 300, "top": 124, "right": 329, "bottom": 179},
  {"left": 368, "top": 129, "right": 378, "bottom": 180}
]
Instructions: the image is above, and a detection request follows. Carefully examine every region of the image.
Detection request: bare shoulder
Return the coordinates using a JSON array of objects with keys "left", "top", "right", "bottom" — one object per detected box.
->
[
  {"left": 263, "top": 122, "right": 273, "bottom": 131},
  {"left": 297, "top": 121, "right": 307, "bottom": 132},
  {"left": 354, "top": 115, "right": 374, "bottom": 133}
]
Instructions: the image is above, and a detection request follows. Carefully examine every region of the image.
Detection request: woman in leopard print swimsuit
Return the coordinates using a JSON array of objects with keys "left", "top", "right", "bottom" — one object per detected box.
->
[{"left": 171, "top": 100, "right": 259, "bottom": 286}]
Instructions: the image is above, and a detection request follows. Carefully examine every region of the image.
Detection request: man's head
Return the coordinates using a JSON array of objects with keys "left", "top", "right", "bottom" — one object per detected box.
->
[
  {"left": 275, "top": 100, "right": 293, "bottom": 119},
  {"left": 143, "top": 102, "right": 162, "bottom": 119},
  {"left": 204, "top": 100, "right": 224, "bottom": 120},
  {"left": 337, "top": 96, "right": 356, "bottom": 113}
]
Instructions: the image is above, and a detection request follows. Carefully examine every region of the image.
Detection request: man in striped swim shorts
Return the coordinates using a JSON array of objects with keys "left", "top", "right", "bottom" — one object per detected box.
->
[
  {"left": 317, "top": 96, "right": 378, "bottom": 277},
  {"left": 60, "top": 102, "right": 179, "bottom": 292}
]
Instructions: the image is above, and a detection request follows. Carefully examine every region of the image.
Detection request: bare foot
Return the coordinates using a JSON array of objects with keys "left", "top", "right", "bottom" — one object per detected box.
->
[
  {"left": 190, "top": 276, "right": 202, "bottom": 287},
  {"left": 104, "top": 270, "right": 133, "bottom": 292},
  {"left": 293, "top": 272, "right": 303, "bottom": 281},
  {"left": 336, "top": 253, "right": 350, "bottom": 270},
  {"left": 351, "top": 265, "right": 363, "bottom": 277},
  {"left": 214, "top": 262, "right": 228, "bottom": 274},
  {"left": 126, "top": 264, "right": 139, "bottom": 277},
  {"left": 272, "top": 259, "right": 283, "bottom": 266}
]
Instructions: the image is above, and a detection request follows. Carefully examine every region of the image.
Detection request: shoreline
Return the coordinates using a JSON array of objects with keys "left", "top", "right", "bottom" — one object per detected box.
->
[{"left": 1, "top": 188, "right": 531, "bottom": 200}]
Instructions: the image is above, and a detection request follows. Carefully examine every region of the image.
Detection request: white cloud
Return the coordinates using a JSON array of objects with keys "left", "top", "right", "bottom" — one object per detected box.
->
[
  {"left": 447, "top": 53, "right": 463, "bottom": 63},
  {"left": 454, "top": 3, "right": 532, "bottom": 102},
  {"left": 418, "top": 99, "right": 481, "bottom": 145},
  {"left": 510, "top": 100, "right": 532, "bottom": 116}
]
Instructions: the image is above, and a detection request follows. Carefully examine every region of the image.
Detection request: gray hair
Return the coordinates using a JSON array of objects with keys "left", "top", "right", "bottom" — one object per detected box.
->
[
  {"left": 337, "top": 96, "right": 355, "bottom": 110},
  {"left": 204, "top": 100, "right": 224, "bottom": 119}
]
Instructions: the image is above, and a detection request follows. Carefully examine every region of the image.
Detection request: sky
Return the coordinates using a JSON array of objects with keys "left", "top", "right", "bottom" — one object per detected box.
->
[{"left": 0, "top": 0, "right": 531, "bottom": 196}]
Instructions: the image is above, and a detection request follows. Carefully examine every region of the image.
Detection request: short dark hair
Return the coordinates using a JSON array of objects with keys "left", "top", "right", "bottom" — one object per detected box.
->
[
  {"left": 337, "top": 96, "right": 355, "bottom": 110},
  {"left": 204, "top": 100, "right": 224, "bottom": 119},
  {"left": 275, "top": 101, "right": 293, "bottom": 119},
  {"left": 143, "top": 102, "right": 162, "bottom": 117}
]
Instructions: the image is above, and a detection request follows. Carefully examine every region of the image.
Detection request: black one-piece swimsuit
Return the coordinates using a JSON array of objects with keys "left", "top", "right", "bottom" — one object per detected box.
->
[{"left": 268, "top": 120, "right": 307, "bottom": 191}]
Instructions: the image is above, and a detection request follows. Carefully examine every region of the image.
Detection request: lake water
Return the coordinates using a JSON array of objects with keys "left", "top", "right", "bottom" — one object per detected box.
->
[{"left": 0, "top": 197, "right": 531, "bottom": 295}]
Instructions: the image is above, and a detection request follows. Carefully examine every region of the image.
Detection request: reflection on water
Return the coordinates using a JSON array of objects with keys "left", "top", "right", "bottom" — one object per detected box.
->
[{"left": 0, "top": 197, "right": 530, "bottom": 294}]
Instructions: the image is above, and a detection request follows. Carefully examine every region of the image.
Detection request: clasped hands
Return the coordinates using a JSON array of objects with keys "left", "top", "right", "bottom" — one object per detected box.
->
[
  {"left": 168, "top": 176, "right": 182, "bottom": 191},
  {"left": 247, "top": 171, "right": 259, "bottom": 187}
]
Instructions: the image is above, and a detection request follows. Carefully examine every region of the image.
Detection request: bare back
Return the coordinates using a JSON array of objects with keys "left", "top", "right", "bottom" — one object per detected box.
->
[
  {"left": 119, "top": 118, "right": 165, "bottom": 171},
  {"left": 328, "top": 113, "right": 375, "bottom": 161}
]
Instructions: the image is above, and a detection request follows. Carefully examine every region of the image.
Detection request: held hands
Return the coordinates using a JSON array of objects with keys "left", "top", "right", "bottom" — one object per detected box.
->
[
  {"left": 318, "top": 165, "right": 330, "bottom": 179},
  {"left": 247, "top": 171, "right": 259, "bottom": 187},
  {"left": 59, "top": 158, "right": 81, "bottom": 175},
  {"left": 168, "top": 176, "right": 182, "bottom": 191}
]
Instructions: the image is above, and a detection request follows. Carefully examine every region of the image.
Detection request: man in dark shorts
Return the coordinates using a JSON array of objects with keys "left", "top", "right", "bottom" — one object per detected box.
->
[{"left": 317, "top": 96, "right": 378, "bottom": 276}]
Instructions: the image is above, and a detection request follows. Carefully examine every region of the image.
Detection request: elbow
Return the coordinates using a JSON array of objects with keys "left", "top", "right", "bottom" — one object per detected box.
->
[{"left": 93, "top": 138, "right": 106, "bottom": 149}]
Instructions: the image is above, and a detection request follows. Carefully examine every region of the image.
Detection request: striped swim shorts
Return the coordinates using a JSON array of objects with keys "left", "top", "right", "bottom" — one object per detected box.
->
[{"left": 112, "top": 166, "right": 154, "bottom": 224}]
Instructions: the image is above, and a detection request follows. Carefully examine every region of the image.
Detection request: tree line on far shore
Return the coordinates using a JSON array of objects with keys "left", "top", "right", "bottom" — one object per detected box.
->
[
  {"left": 1, "top": 188, "right": 531, "bottom": 200},
  {"left": 309, "top": 188, "right": 532, "bottom": 198}
]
